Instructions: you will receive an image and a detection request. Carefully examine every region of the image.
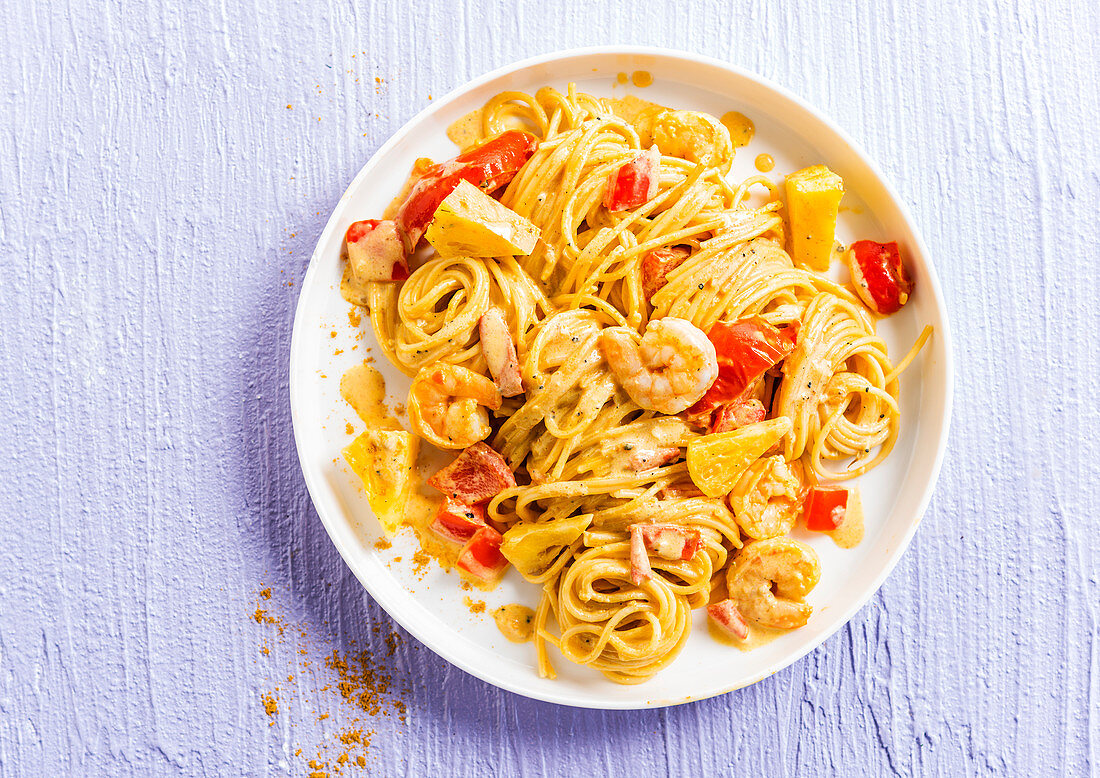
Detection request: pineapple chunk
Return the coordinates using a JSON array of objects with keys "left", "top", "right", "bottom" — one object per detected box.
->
[
  {"left": 500, "top": 514, "right": 591, "bottom": 581},
  {"left": 342, "top": 427, "right": 418, "bottom": 536},
  {"left": 686, "top": 417, "right": 792, "bottom": 498},
  {"left": 785, "top": 165, "right": 844, "bottom": 271},
  {"left": 424, "top": 180, "right": 540, "bottom": 258}
]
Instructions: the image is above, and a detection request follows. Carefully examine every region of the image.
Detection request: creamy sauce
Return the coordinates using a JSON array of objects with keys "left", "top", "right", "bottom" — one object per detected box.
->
[
  {"left": 720, "top": 111, "right": 755, "bottom": 148},
  {"left": 493, "top": 604, "right": 536, "bottom": 643},
  {"left": 382, "top": 157, "right": 436, "bottom": 220},
  {"left": 754, "top": 153, "right": 775, "bottom": 172},
  {"left": 828, "top": 488, "right": 865, "bottom": 548},
  {"left": 615, "top": 71, "right": 629, "bottom": 84},
  {"left": 708, "top": 619, "right": 787, "bottom": 651},
  {"left": 340, "top": 362, "right": 402, "bottom": 429},
  {"left": 446, "top": 108, "right": 484, "bottom": 150},
  {"left": 603, "top": 95, "right": 666, "bottom": 124},
  {"left": 599, "top": 417, "right": 690, "bottom": 477},
  {"left": 631, "top": 70, "right": 653, "bottom": 88}
]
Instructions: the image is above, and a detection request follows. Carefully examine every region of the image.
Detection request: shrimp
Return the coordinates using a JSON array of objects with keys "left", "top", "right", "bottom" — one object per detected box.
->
[
  {"left": 726, "top": 537, "right": 821, "bottom": 630},
  {"left": 728, "top": 456, "right": 802, "bottom": 540},
  {"left": 408, "top": 364, "right": 502, "bottom": 450},
  {"left": 599, "top": 317, "right": 718, "bottom": 415},
  {"left": 650, "top": 110, "right": 733, "bottom": 171}
]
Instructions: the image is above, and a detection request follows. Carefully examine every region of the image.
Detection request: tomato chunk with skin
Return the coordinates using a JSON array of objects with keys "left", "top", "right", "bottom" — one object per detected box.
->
[
  {"left": 639, "top": 524, "right": 703, "bottom": 560},
  {"left": 711, "top": 398, "right": 767, "bottom": 433},
  {"left": 456, "top": 526, "right": 509, "bottom": 585},
  {"left": 605, "top": 147, "right": 661, "bottom": 211},
  {"left": 430, "top": 496, "right": 488, "bottom": 544},
  {"left": 427, "top": 442, "right": 517, "bottom": 504},
  {"left": 395, "top": 130, "right": 539, "bottom": 251},
  {"left": 628, "top": 446, "right": 681, "bottom": 472},
  {"left": 629, "top": 525, "right": 652, "bottom": 586},
  {"left": 688, "top": 317, "right": 798, "bottom": 419},
  {"left": 641, "top": 245, "right": 691, "bottom": 299},
  {"left": 478, "top": 307, "right": 523, "bottom": 397},
  {"left": 804, "top": 486, "right": 848, "bottom": 531},
  {"left": 707, "top": 599, "right": 749, "bottom": 640},
  {"left": 345, "top": 219, "right": 409, "bottom": 283},
  {"left": 847, "top": 240, "right": 913, "bottom": 315}
]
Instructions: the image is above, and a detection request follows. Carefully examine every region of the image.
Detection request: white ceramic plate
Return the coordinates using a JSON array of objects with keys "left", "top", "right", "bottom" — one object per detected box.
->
[{"left": 289, "top": 46, "right": 953, "bottom": 709}]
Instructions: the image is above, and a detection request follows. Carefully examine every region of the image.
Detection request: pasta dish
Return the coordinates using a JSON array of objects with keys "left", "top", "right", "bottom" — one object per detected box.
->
[{"left": 337, "top": 83, "right": 930, "bottom": 684}]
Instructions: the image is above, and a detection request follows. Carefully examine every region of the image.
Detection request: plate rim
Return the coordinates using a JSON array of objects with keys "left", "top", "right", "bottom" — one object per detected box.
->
[{"left": 288, "top": 44, "right": 955, "bottom": 709}]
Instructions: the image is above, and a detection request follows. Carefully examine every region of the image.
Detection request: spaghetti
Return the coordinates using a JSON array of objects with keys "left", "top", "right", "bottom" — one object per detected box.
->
[{"left": 342, "top": 84, "right": 930, "bottom": 684}]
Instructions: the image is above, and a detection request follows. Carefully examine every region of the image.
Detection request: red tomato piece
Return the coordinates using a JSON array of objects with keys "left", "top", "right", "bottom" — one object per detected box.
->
[
  {"left": 707, "top": 599, "right": 749, "bottom": 640},
  {"left": 604, "top": 147, "right": 661, "bottom": 211},
  {"left": 427, "top": 442, "right": 517, "bottom": 504},
  {"left": 846, "top": 240, "right": 913, "bottom": 315},
  {"left": 656, "top": 482, "right": 705, "bottom": 500},
  {"left": 430, "top": 496, "right": 488, "bottom": 544},
  {"left": 710, "top": 398, "right": 767, "bottom": 433},
  {"left": 688, "top": 317, "right": 798, "bottom": 419},
  {"left": 456, "top": 526, "right": 509, "bottom": 584},
  {"left": 639, "top": 524, "right": 703, "bottom": 560},
  {"left": 641, "top": 245, "right": 691, "bottom": 299},
  {"left": 478, "top": 307, "right": 523, "bottom": 398},
  {"left": 344, "top": 219, "right": 409, "bottom": 282},
  {"left": 628, "top": 446, "right": 681, "bottom": 472},
  {"left": 395, "top": 130, "right": 539, "bottom": 251},
  {"left": 628, "top": 525, "right": 652, "bottom": 586},
  {"left": 804, "top": 486, "right": 848, "bottom": 531}
]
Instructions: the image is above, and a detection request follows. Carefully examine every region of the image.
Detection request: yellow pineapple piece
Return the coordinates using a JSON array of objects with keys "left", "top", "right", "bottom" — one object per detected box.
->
[
  {"left": 500, "top": 514, "right": 592, "bottom": 581},
  {"left": 686, "top": 417, "right": 792, "bottom": 498},
  {"left": 785, "top": 165, "right": 844, "bottom": 271},
  {"left": 342, "top": 427, "right": 418, "bottom": 536},
  {"left": 425, "top": 180, "right": 540, "bottom": 258}
]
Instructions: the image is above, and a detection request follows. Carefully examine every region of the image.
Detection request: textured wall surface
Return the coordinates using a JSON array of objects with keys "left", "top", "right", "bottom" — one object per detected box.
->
[{"left": 1, "top": 0, "right": 1098, "bottom": 775}]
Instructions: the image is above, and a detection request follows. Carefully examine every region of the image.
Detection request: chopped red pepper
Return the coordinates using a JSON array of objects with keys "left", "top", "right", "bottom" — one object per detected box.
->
[
  {"left": 688, "top": 317, "right": 798, "bottom": 420},
  {"left": 707, "top": 599, "right": 749, "bottom": 640},
  {"left": 711, "top": 398, "right": 767, "bottom": 433},
  {"left": 846, "top": 240, "right": 913, "bottom": 315},
  {"left": 427, "top": 442, "right": 517, "bottom": 504},
  {"left": 641, "top": 245, "right": 691, "bottom": 299},
  {"left": 456, "top": 526, "right": 509, "bottom": 584},
  {"left": 430, "top": 496, "right": 488, "bottom": 544},
  {"left": 344, "top": 219, "right": 408, "bottom": 282},
  {"left": 604, "top": 147, "right": 661, "bottom": 211},
  {"left": 804, "top": 486, "right": 848, "bottom": 531},
  {"left": 395, "top": 130, "right": 538, "bottom": 251}
]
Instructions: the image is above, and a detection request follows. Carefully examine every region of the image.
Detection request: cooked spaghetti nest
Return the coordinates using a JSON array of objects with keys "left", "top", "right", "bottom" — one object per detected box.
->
[{"left": 353, "top": 83, "right": 929, "bottom": 684}]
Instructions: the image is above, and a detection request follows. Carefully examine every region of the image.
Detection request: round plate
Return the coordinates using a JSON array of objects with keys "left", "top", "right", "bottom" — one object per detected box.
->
[{"left": 289, "top": 46, "right": 953, "bottom": 709}]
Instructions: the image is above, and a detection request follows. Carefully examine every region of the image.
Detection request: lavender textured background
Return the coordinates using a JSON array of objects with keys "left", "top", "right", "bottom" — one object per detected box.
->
[{"left": 2, "top": 0, "right": 1098, "bottom": 775}]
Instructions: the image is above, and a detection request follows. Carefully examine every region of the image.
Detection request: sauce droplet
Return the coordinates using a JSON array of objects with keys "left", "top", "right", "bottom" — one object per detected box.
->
[
  {"left": 754, "top": 153, "right": 775, "bottom": 172},
  {"left": 720, "top": 111, "right": 755, "bottom": 148},
  {"left": 616, "top": 72, "right": 629, "bottom": 84},
  {"left": 631, "top": 70, "right": 653, "bottom": 88}
]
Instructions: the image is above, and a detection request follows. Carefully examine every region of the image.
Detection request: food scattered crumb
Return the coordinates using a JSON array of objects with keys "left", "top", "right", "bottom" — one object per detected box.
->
[
  {"left": 411, "top": 550, "right": 431, "bottom": 577},
  {"left": 348, "top": 308, "right": 362, "bottom": 328},
  {"left": 345, "top": 422, "right": 355, "bottom": 435},
  {"left": 252, "top": 585, "right": 409, "bottom": 771},
  {"left": 464, "top": 596, "right": 486, "bottom": 614},
  {"left": 373, "top": 538, "right": 392, "bottom": 551}
]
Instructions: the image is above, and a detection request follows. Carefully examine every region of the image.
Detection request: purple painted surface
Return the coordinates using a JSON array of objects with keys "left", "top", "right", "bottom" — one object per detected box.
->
[{"left": 1, "top": 0, "right": 1098, "bottom": 775}]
